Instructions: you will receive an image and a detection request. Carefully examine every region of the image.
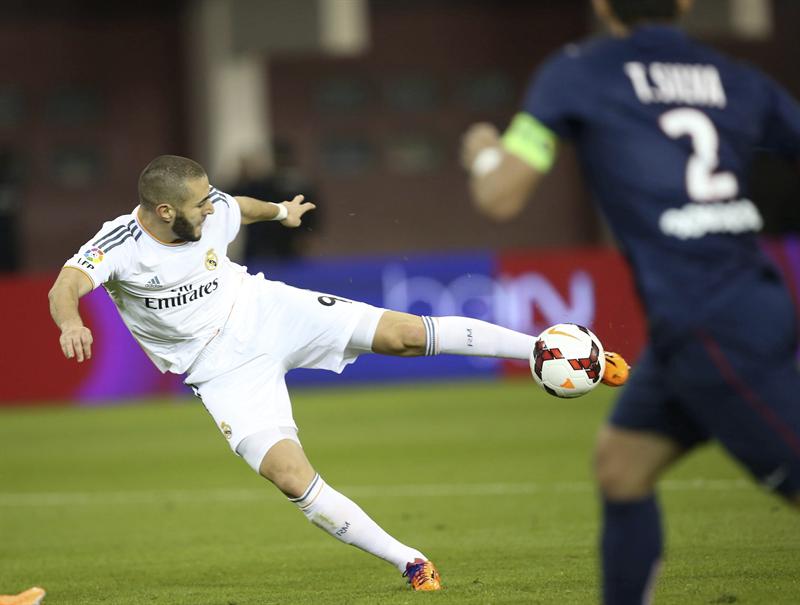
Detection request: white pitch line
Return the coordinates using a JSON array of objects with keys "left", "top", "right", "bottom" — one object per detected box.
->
[{"left": 0, "top": 478, "right": 751, "bottom": 508}]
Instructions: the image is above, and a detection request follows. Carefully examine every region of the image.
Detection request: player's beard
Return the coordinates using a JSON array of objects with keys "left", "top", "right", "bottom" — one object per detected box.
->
[{"left": 172, "top": 209, "right": 201, "bottom": 242}]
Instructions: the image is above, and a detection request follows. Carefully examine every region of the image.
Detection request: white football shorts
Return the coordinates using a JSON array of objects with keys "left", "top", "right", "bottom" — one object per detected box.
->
[{"left": 184, "top": 272, "right": 384, "bottom": 470}]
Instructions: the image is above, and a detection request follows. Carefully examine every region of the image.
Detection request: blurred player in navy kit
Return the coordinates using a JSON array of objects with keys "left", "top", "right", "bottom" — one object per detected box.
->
[{"left": 462, "top": 0, "right": 800, "bottom": 602}]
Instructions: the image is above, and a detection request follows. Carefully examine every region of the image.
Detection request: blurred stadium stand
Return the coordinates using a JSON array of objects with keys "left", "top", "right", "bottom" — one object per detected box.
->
[
  {"left": 0, "top": 0, "right": 796, "bottom": 272},
  {"left": 1, "top": 0, "right": 800, "bottom": 403}
]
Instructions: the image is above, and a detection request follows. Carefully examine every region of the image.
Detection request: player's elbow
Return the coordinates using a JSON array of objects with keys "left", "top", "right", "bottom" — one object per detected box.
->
[
  {"left": 47, "top": 283, "right": 61, "bottom": 304},
  {"left": 469, "top": 155, "right": 542, "bottom": 222},
  {"left": 47, "top": 284, "right": 65, "bottom": 322},
  {"left": 48, "top": 277, "right": 80, "bottom": 309}
]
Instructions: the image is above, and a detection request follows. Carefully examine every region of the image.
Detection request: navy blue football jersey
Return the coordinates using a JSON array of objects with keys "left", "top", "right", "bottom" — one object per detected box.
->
[{"left": 520, "top": 25, "right": 800, "bottom": 337}]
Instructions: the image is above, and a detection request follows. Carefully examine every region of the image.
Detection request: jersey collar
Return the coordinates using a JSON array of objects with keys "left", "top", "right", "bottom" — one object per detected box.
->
[{"left": 630, "top": 24, "right": 688, "bottom": 48}]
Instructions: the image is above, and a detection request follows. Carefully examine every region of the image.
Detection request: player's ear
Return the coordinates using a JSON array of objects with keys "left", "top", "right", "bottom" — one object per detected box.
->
[{"left": 155, "top": 203, "right": 175, "bottom": 223}]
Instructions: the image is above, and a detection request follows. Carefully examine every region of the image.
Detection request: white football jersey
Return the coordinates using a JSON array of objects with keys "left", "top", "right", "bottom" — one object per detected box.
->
[{"left": 64, "top": 186, "right": 246, "bottom": 374}]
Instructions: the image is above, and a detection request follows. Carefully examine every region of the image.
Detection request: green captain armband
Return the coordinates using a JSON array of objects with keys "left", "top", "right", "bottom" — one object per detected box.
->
[{"left": 501, "top": 112, "right": 557, "bottom": 173}]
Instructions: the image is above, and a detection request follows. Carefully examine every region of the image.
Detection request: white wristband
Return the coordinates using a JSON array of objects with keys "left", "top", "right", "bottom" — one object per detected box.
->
[
  {"left": 270, "top": 203, "right": 289, "bottom": 221},
  {"left": 471, "top": 147, "right": 503, "bottom": 176}
]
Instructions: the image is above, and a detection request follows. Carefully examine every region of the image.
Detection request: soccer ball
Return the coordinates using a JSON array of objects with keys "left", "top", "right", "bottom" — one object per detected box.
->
[{"left": 530, "top": 323, "right": 605, "bottom": 398}]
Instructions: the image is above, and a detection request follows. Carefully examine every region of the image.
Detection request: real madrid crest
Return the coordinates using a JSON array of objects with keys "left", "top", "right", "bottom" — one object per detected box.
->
[
  {"left": 220, "top": 421, "right": 232, "bottom": 440},
  {"left": 205, "top": 248, "right": 218, "bottom": 271}
]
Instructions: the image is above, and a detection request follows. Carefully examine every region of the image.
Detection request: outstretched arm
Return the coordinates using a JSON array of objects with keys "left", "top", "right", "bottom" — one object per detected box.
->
[
  {"left": 461, "top": 122, "right": 545, "bottom": 221},
  {"left": 48, "top": 267, "right": 94, "bottom": 362},
  {"left": 461, "top": 109, "right": 562, "bottom": 222},
  {"left": 235, "top": 194, "right": 316, "bottom": 227}
]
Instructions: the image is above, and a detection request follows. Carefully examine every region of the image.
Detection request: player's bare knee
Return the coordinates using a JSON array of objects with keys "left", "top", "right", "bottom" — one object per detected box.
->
[
  {"left": 372, "top": 311, "right": 427, "bottom": 356},
  {"left": 399, "top": 320, "right": 426, "bottom": 355},
  {"left": 260, "top": 460, "right": 313, "bottom": 497},
  {"left": 382, "top": 321, "right": 426, "bottom": 356},
  {"left": 594, "top": 441, "right": 653, "bottom": 500},
  {"left": 258, "top": 441, "right": 315, "bottom": 497},
  {"left": 594, "top": 426, "right": 683, "bottom": 500}
]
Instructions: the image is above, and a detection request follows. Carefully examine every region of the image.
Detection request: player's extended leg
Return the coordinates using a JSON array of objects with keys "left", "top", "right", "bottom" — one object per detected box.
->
[
  {"left": 370, "top": 310, "right": 535, "bottom": 358},
  {"left": 239, "top": 433, "right": 441, "bottom": 590},
  {"left": 595, "top": 346, "right": 696, "bottom": 605},
  {"left": 368, "top": 311, "right": 629, "bottom": 386},
  {"left": 188, "top": 329, "right": 442, "bottom": 592},
  {"left": 595, "top": 425, "right": 686, "bottom": 605}
]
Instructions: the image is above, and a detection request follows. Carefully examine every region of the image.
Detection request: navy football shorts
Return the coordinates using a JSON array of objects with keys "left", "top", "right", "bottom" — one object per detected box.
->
[{"left": 611, "top": 273, "right": 800, "bottom": 498}]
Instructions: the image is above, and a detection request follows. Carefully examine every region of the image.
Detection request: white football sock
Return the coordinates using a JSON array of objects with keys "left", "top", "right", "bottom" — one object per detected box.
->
[
  {"left": 290, "top": 474, "right": 426, "bottom": 571},
  {"left": 422, "top": 316, "right": 535, "bottom": 360}
]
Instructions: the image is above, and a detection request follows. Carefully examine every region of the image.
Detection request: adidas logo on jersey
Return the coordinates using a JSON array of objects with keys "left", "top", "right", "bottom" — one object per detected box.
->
[{"left": 144, "top": 275, "right": 162, "bottom": 289}]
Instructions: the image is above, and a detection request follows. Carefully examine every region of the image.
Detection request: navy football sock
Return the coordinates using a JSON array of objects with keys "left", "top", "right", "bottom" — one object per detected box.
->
[{"left": 601, "top": 495, "right": 662, "bottom": 605}]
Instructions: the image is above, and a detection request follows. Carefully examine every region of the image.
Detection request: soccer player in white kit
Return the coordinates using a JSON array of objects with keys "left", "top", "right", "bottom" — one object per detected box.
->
[{"left": 47, "top": 155, "right": 597, "bottom": 591}]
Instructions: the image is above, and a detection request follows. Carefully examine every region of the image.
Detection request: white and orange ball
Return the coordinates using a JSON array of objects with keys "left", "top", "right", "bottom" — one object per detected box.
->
[{"left": 530, "top": 323, "right": 605, "bottom": 398}]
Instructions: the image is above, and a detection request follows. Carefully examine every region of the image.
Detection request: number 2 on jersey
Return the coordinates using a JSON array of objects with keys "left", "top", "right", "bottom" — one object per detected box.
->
[{"left": 659, "top": 107, "right": 739, "bottom": 202}]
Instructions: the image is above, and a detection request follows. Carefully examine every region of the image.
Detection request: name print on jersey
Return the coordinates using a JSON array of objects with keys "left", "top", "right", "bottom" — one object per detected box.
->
[
  {"left": 144, "top": 278, "right": 219, "bottom": 310},
  {"left": 624, "top": 62, "right": 726, "bottom": 108}
]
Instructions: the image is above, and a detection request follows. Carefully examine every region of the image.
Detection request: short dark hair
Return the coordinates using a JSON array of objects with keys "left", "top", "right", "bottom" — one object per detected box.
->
[
  {"left": 607, "top": 0, "right": 678, "bottom": 26},
  {"left": 138, "top": 155, "right": 206, "bottom": 210}
]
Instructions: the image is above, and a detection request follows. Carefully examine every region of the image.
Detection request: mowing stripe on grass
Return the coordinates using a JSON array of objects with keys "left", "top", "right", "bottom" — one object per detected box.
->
[{"left": 0, "top": 478, "right": 751, "bottom": 507}]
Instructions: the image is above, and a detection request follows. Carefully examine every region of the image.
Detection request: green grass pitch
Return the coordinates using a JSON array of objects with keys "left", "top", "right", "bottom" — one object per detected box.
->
[{"left": 1, "top": 380, "right": 798, "bottom": 604}]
